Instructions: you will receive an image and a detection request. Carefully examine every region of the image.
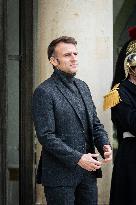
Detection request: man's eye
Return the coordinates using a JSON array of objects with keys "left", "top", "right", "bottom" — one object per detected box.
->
[
  {"left": 64, "top": 53, "right": 78, "bottom": 57},
  {"left": 64, "top": 53, "right": 70, "bottom": 57}
]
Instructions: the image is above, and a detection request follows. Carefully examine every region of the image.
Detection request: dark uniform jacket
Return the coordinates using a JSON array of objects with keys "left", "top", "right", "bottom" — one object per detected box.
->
[
  {"left": 32, "top": 69, "right": 109, "bottom": 186},
  {"left": 110, "top": 76, "right": 136, "bottom": 205},
  {"left": 111, "top": 79, "right": 136, "bottom": 143}
]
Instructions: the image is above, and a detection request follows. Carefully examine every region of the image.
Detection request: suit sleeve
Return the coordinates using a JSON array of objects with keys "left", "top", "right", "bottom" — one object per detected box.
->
[
  {"left": 84, "top": 82, "right": 110, "bottom": 157},
  {"left": 32, "top": 86, "right": 82, "bottom": 169},
  {"left": 92, "top": 99, "right": 110, "bottom": 157}
]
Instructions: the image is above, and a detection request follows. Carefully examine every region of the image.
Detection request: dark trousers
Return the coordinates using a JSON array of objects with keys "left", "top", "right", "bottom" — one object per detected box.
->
[
  {"left": 110, "top": 139, "right": 136, "bottom": 205},
  {"left": 44, "top": 172, "right": 98, "bottom": 205}
]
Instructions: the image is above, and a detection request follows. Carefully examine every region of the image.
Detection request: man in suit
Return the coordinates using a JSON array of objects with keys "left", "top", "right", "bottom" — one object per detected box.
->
[{"left": 32, "top": 36, "right": 112, "bottom": 205}]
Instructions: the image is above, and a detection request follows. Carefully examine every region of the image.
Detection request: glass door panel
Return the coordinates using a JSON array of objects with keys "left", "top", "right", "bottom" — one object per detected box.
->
[{"left": 7, "top": 0, "right": 19, "bottom": 204}]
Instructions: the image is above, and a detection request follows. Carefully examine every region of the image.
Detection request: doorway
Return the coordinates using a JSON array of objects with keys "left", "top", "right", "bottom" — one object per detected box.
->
[{"left": 0, "top": 0, "right": 35, "bottom": 204}]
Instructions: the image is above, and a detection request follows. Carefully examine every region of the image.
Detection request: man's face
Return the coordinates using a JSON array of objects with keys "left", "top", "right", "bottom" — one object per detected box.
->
[{"left": 51, "top": 42, "right": 78, "bottom": 74}]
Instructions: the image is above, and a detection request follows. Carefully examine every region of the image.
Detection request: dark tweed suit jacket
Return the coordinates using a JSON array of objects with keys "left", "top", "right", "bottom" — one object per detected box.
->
[{"left": 32, "top": 70, "right": 109, "bottom": 186}]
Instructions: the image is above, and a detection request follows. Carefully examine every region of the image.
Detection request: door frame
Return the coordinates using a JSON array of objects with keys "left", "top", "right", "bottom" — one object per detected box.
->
[{"left": 19, "top": 0, "right": 35, "bottom": 204}]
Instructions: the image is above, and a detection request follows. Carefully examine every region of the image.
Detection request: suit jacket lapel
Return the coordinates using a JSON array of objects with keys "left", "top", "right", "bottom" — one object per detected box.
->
[
  {"left": 75, "top": 80, "right": 93, "bottom": 124},
  {"left": 53, "top": 77, "right": 84, "bottom": 128}
]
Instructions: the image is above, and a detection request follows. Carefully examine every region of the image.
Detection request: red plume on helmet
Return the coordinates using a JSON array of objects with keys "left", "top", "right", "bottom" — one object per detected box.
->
[{"left": 128, "top": 26, "right": 136, "bottom": 40}]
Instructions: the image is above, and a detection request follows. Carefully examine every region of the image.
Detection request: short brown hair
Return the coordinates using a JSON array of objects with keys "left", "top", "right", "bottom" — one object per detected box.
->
[{"left": 47, "top": 36, "right": 77, "bottom": 60}]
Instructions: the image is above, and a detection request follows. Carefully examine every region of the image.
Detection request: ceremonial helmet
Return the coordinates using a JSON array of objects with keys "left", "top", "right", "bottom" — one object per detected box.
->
[{"left": 124, "top": 39, "right": 136, "bottom": 77}]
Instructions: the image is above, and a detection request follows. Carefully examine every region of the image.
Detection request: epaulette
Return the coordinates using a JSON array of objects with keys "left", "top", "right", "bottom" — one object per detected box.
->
[{"left": 103, "top": 83, "right": 122, "bottom": 110}]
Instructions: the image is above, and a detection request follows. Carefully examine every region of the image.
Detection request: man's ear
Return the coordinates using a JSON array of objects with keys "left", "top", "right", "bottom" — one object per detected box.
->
[{"left": 50, "top": 57, "right": 58, "bottom": 67}]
